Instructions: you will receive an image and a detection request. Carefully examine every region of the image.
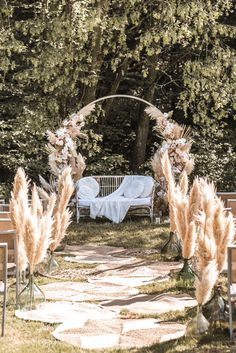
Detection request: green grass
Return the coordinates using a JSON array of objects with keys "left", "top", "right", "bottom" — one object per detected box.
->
[{"left": 0, "top": 219, "right": 235, "bottom": 353}]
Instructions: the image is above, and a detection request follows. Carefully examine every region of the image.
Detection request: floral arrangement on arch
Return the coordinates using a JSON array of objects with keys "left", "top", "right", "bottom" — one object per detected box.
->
[
  {"left": 146, "top": 107, "right": 194, "bottom": 183},
  {"left": 47, "top": 104, "right": 95, "bottom": 181}
]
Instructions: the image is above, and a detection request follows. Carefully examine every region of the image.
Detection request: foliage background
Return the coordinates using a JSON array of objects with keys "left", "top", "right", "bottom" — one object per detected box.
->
[{"left": 0, "top": 0, "right": 235, "bottom": 194}]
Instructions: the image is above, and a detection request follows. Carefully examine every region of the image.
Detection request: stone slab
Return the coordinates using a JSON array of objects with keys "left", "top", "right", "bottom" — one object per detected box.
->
[
  {"left": 87, "top": 261, "right": 181, "bottom": 287},
  {"left": 61, "top": 244, "right": 126, "bottom": 257},
  {"left": 41, "top": 281, "right": 139, "bottom": 302},
  {"left": 15, "top": 301, "right": 118, "bottom": 323},
  {"left": 64, "top": 254, "right": 137, "bottom": 265},
  {"left": 52, "top": 318, "right": 186, "bottom": 349},
  {"left": 101, "top": 293, "right": 197, "bottom": 314}
]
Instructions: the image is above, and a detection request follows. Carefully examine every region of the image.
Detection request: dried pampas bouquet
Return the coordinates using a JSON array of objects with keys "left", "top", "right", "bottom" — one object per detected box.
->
[
  {"left": 38, "top": 167, "right": 74, "bottom": 274},
  {"left": 10, "top": 168, "right": 29, "bottom": 274},
  {"left": 149, "top": 107, "right": 194, "bottom": 253},
  {"left": 161, "top": 152, "right": 198, "bottom": 283},
  {"left": 47, "top": 104, "right": 94, "bottom": 180}
]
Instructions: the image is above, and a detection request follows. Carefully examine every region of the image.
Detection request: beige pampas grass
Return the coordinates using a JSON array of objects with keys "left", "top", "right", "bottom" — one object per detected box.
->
[
  {"left": 161, "top": 151, "right": 177, "bottom": 233},
  {"left": 50, "top": 166, "right": 74, "bottom": 252},
  {"left": 179, "top": 171, "right": 188, "bottom": 197},
  {"left": 22, "top": 191, "right": 56, "bottom": 274},
  {"left": 77, "top": 103, "right": 95, "bottom": 118},
  {"left": 10, "top": 168, "right": 29, "bottom": 272},
  {"left": 69, "top": 151, "right": 86, "bottom": 181},
  {"left": 183, "top": 158, "right": 194, "bottom": 175},
  {"left": 212, "top": 197, "right": 235, "bottom": 272},
  {"left": 151, "top": 152, "right": 164, "bottom": 180},
  {"left": 10, "top": 168, "right": 57, "bottom": 274},
  {"left": 193, "top": 178, "right": 235, "bottom": 307},
  {"left": 195, "top": 261, "right": 219, "bottom": 305},
  {"left": 145, "top": 106, "right": 163, "bottom": 119}
]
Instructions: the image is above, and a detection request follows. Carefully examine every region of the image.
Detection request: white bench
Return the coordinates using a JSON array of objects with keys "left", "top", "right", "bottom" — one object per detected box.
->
[{"left": 76, "top": 175, "right": 155, "bottom": 223}]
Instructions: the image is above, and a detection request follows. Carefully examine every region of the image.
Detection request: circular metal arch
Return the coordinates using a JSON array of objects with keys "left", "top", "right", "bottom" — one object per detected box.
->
[{"left": 82, "top": 94, "right": 156, "bottom": 110}]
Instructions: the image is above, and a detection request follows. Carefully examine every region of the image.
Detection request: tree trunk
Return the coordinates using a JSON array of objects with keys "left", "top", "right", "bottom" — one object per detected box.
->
[
  {"left": 104, "top": 57, "right": 129, "bottom": 117},
  {"left": 82, "top": 0, "right": 108, "bottom": 106},
  {"left": 132, "top": 56, "right": 158, "bottom": 172}
]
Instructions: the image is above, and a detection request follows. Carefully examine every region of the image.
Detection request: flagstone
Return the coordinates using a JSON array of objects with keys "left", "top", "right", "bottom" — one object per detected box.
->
[
  {"left": 41, "top": 281, "right": 139, "bottom": 302},
  {"left": 87, "top": 261, "right": 182, "bottom": 286},
  {"left": 60, "top": 244, "right": 127, "bottom": 257},
  {"left": 101, "top": 293, "right": 197, "bottom": 314},
  {"left": 52, "top": 318, "right": 186, "bottom": 349},
  {"left": 64, "top": 254, "right": 137, "bottom": 264},
  {"left": 15, "top": 301, "right": 118, "bottom": 323}
]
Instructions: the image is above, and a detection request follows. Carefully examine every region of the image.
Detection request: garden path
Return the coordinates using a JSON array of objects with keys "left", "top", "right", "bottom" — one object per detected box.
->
[{"left": 16, "top": 245, "right": 197, "bottom": 349}]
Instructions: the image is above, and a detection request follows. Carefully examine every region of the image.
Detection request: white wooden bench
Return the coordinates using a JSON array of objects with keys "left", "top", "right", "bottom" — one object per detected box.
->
[{"left": 76, "top": 175, "right": 155, "bottom": 223}]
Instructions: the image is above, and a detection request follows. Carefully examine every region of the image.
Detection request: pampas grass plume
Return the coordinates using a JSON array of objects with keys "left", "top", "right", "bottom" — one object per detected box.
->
[
  {"left": 195, "top": 260, "right": 219, "bottom": 305},
  {"left": 151, "top": 152, "right": 163, "bottom": 179},
  {"left": 145, "top": 106, "right": 163, "bottom": 119},
  {"left": 179, "top": 171, "right": 188, "bottom": 197}
]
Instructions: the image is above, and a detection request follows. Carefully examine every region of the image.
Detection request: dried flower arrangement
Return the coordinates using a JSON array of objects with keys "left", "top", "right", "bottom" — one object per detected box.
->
[
  {"left": 147, "top": 107, "right": 194, "bottom": 250},
  {"left": 146, "top": 107, "right": 194, "bottom": 182},
  {"left": 47, "top": 104, "right": 95, "bottom": 181}
]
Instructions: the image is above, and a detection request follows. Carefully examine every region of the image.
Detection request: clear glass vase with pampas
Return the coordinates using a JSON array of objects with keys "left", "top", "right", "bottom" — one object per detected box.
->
[
  {"left": 187, "top": 180, "right": 234, "bottom": 336},
  {"left": 15, "top": 182, "right": 56, "bottom": 311},
  {"left": 161, "top": 153, "right": 199, "bottom": 286}
]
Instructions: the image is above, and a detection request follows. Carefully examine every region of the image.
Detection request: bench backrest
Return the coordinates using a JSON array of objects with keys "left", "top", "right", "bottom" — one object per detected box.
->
[
  {"left": 77, "top": 175, "right": 154, "bottom": 198},
  {"left": 92, "top": 176, "right": 125, "bottom": 197}
]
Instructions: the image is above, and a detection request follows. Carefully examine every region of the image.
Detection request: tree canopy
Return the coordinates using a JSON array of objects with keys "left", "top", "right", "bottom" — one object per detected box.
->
[{"left": 0, "top": 0, "right": 235, "bottom": 193}]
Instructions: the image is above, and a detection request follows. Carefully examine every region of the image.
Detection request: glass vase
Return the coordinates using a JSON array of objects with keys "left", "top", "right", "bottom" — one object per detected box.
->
[
  {"left": 46, "top": 250, "right": 59, "bottom": 274},
  {"left": 39, "top": 250, "right": 59, "bottom": 275},
  {"left": 18, "top": 274, "right": 45, "bottom": 311},
  {"left": 176, "top": 258, "right": 195, "bottom": 287},
  {"left": 186, "top": 305, "right": 210, "bottom": 337},
  {"left": 205, "top": 285, "right": 228, "bottom": 329},
  {"left": 161, "top": 231, "right": 182, "bottom": 257}
]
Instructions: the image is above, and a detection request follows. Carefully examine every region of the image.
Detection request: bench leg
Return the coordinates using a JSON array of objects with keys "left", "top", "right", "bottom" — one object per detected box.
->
[
  {"left": 229, "top": 297, "right": 233, "bottom": 340},
  {"left": 76, "top": 208, "right": 80, "bottom": 223}
]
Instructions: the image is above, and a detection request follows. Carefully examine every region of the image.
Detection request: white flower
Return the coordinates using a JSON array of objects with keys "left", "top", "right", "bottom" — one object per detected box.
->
[
  {"left": 175, "top": 138, "right": 186, "bottom": 146},
  {"left": 62, "top": 119, "right": 69, "bottom": 126},
  {"left": 65, "top": 137, "right": 74, "bottom": 148},
  {"left": 56, "top": 127, "right": 67, "bottom": 137},
  {"left": 160, "top": 141, "right": 169, "bottom": 153},
  {"left": 163, "top": 122, "right": 174, "bottom": 136},
  {"left": 55, "top": 138, "right": 64, "bottom": 146}
]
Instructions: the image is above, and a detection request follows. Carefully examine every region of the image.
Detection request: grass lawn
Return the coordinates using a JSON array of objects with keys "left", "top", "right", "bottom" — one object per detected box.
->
[{"left": 0, "top": 217, "right": 235, "bottom": 353}]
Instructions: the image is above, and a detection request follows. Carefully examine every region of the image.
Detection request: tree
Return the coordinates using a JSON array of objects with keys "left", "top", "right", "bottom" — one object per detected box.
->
[{"left": 0, "top": 0, "right": 235, "bottom": 191}]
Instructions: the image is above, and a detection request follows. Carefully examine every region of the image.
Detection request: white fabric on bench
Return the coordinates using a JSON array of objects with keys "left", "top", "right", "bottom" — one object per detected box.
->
[
  {"left": 77, "top": 176, "right": 154, "bottom": 223},
  {"left": 79, "top": 197, "right": 151, "bottom": 208}
]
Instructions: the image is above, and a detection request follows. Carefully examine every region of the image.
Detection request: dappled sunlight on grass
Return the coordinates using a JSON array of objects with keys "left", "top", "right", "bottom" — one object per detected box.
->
[{"left": 65, "top": 220, "right": 170, "bottom": 250}]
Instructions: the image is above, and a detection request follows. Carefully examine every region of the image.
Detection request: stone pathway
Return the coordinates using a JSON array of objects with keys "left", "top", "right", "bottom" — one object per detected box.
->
[{"left": 16, "top": 245, "right": 196, "bottom": 349}]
